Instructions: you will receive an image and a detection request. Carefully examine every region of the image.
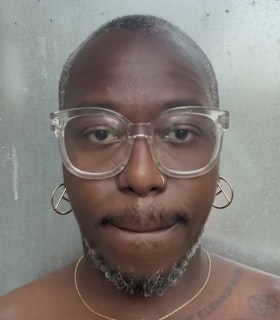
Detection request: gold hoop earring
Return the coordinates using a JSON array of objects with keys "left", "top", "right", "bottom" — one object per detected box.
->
[
  {"left": 213, "top": 176, "right": 234, "bottom": 209},
  {"left": 51, "top": 183, "right": 72, "bottom": 215}
]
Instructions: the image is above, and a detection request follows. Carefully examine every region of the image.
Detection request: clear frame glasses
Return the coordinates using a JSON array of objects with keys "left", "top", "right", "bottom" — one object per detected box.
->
[{"left": 50, "top": 106, "right": 229, "bottom": 179}]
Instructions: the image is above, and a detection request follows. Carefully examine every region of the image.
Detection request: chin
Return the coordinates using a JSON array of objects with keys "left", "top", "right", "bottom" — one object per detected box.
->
[{"left": 83, "top": 231, "right": 203, "bottom": 297}]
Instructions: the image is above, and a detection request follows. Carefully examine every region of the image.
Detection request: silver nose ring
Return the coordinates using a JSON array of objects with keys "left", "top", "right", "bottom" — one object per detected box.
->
[{"left": 159, "top": 175, "right": 166, "bottom": 189}]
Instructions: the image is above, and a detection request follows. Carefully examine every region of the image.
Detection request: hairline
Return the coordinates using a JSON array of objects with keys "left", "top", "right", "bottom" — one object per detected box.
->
[{"left": 58, "top": 15, "right": 219, "bottom": 110}]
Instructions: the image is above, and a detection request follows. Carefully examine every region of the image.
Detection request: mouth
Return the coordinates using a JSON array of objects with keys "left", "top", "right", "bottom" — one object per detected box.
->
[
  {"left": 113, "top": 223, "right": 176, "bottom": 233},
  {"left": 100, "top": 214, "right": 187, "bottom": 233}
]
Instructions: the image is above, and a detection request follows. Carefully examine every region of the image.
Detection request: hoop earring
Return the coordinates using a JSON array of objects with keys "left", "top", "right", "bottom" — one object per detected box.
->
[
  {"left": 213, "top": 176, "right": 234, "bottom": 209},
  {"left": 51, "top": 183, "right": 72, "bottom": 215}
]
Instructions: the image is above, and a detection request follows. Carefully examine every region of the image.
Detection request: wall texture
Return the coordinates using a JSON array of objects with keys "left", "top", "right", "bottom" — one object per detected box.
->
[{"left": 0, "top": 0, "right": 279, "bottom": 296}]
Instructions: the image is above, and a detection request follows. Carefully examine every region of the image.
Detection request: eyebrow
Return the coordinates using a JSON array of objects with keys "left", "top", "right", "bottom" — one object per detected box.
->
[
  {"left": 74, "top": 101, "right": 122, "bottom": 111},
  {"left": 161, "top": 99, "right": 205, "bottom": 109}
]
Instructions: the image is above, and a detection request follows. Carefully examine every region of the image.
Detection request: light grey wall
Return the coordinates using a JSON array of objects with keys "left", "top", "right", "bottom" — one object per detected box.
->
[{"left": 0, "top": 0, "right": 279, "bottom": 296}]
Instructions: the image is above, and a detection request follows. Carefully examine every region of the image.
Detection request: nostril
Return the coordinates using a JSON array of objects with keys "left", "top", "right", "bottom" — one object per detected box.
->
[
  {"left": 151, "top": 185, "right": 163, "bottom": 192},
  {"left": 117, "top": 175, "right": 166, "bottom": 196}
]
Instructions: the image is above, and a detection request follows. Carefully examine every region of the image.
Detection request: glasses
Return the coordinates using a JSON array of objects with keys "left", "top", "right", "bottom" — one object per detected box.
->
[{"left": 50, "top": 106, "right": 229, "bottom": 179}]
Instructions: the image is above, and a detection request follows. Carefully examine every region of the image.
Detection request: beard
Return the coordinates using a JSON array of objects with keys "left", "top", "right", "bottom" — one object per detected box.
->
[{"left": 83, "top": 231, "right": 203, "bottom": 297}]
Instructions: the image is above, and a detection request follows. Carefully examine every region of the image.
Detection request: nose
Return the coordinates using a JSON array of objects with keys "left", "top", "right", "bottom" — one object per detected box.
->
[{"left": 117, "top": 138, "right": 166, "bottom": 196}]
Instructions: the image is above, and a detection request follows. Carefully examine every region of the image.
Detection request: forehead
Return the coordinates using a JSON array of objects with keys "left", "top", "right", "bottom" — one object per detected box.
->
[{"left": 65, "top": 29, "right": 211, "bottom": 120}]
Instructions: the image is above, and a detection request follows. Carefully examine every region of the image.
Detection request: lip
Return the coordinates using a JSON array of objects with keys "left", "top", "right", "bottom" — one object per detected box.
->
[
  {"left": 112, "top": 222, "right": 177, "bottom": 233},
  {"left": 102, "top": 222, "right": 185, "bottom": 246},
  {"left": 106, "top": 221, "right": 184, "bottom": 238},
  {"left": 100, "top": 211, "right": 187, "bottom": 232}
]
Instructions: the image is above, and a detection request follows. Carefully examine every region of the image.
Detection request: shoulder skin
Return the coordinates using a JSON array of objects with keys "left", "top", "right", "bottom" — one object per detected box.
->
[{"left": 0, "top": 255, "right": 279, "bottom": 320}]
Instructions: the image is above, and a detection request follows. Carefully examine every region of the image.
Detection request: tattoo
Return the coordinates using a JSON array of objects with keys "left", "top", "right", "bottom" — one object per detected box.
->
[
  {"left": 197, "top": 268, "right": 243, "bottom": 320},
  {"left": 248, "top": 294, "right": 279, "bottom": 317}
]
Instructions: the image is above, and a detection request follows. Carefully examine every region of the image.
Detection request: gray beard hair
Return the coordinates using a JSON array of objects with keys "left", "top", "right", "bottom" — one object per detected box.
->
[{"left": 83, "top": 232, "right": 203, "bottom": 297}]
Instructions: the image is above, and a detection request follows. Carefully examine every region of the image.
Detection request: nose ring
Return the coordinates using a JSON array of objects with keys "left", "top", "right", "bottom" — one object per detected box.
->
[{"left": 159, "top": 175, "right": 166, "bottom": 189}]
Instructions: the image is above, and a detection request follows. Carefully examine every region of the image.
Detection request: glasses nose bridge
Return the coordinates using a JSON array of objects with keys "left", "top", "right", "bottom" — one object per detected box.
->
[
  {"left": 129, "top": 123, "right": 152, "bottom": 140},
  {"left": 126, "top": 122, "right": 158, "bottom": 172},
  {"left": 128, "top": 123, "right": 154, "bottom": 159}
]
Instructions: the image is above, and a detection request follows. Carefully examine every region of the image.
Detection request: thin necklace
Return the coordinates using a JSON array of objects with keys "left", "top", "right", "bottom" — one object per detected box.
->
[{"left": 74, "top": 249, "right": 211, "bottom": 320}]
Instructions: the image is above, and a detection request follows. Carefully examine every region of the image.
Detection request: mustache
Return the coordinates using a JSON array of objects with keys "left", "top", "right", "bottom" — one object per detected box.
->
[{"left": 99, "top": 204, "right": 188, "bottom": 227}]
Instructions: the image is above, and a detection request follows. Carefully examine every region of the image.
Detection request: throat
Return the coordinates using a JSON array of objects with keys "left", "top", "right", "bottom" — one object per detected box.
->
[{"left": 75, "top": 245, "right": 211, "bottom": 320}]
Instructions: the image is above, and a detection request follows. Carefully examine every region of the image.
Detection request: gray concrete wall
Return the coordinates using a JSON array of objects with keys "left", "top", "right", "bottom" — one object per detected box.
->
[{"left": 0, "top": 0, "right": 279, "bottom": 296}]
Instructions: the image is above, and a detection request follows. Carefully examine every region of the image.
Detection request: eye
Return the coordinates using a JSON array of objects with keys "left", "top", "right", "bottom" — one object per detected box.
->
[
  {"left": 90, "top": 129, "right": 111, "bottom": 141},
  {"left": 172, "top": 129, "right": 191, "bottom": 140},
  {"left": 82, "top": 126, "right": 120, "bottom": 143},
  {"left": 164, "top": 126, "right": 200, "bottom": 143}
]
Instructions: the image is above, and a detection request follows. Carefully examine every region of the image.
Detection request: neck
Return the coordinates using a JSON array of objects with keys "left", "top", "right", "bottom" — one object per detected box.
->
[{"left": 75, "top": 247, "right": 211, "bottom": 319}]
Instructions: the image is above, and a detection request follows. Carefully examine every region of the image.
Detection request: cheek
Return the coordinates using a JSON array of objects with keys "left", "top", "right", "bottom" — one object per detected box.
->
[
  {"left": 176, "top": 169, "right": 218, "bottom": 222},
  {"left": 63, "top": 169, "right": 110, "bottom": 226},
  {"left": 195, "top": 173, "right": 218, "bottom": 218}
]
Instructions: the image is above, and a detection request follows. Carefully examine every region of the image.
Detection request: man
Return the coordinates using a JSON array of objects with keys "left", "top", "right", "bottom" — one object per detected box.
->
[{"left": 0, "top": 15, "right": 279, "bottom": 320}]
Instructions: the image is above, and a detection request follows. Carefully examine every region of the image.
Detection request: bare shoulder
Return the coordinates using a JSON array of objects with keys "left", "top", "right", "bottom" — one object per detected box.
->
[
  {"left": 212, "top": 253, "right": 280, "bottom": 290},
  {"left": 207, "top": 253, "right": 280, "bottom": 319},
  {"left": 0, "top": 262, "right": 79, "bottom": 320}
]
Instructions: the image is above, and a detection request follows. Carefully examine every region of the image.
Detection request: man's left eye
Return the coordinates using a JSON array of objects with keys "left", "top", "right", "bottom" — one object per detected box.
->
[
  {"left": 164, "top": 127, "right": 200, "bottom": 142},
  {"left": 91, "top": 129, "right": 111, "bottom": 141},
  {"left": 82, "top": 126, "right": 119, "bottom": 143}
]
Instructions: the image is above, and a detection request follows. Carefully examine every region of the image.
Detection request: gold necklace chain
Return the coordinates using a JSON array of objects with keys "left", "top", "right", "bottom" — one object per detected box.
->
[{"left": 74, "top": 249, "right": 211, "bottom": 320}]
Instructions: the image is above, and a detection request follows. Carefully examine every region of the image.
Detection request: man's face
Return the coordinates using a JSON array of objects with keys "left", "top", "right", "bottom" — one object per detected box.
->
[{"left": 63, "top": 29, "right": 218, "bottom": 286}]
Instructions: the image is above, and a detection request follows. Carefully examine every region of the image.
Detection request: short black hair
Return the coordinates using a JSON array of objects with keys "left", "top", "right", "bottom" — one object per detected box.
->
[{"left": 59, "top": 14, "right": 219, "bottom": 109}]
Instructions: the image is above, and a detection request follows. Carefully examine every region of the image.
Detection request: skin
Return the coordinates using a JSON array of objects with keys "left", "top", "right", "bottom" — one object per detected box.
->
[
  {"left": 64, "top": 29, "right": 217, "bottom": 279},
  {"left": 0, "top": 29, "right": 279, "bottom": 320}
]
